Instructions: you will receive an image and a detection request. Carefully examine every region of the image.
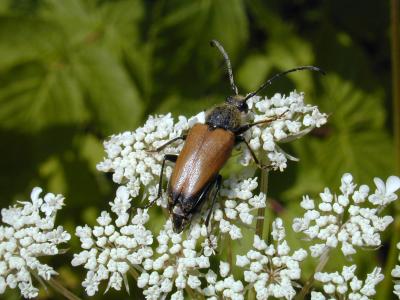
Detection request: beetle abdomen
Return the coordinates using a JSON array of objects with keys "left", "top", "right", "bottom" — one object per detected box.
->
[{"left": 169, "top": 123, "right": 235, "bottom": 211}]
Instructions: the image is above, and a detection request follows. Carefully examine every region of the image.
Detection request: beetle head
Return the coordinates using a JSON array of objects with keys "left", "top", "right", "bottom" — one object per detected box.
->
[
  {"left": 172, "top": 205, "right": 192, "bottom": 233},
  {"left": 226, "top": 95, "right": 248, "bottom": 114}
]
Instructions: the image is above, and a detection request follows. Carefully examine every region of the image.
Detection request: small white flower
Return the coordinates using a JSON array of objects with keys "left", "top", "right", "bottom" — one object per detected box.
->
[
  {"left": 219, "top": 262, "right": 230, "bottom": 278},
  {"left": 369, "top": 176, "right": 400, "bottom": 206},
  {"left": 301, "top": 196, "right": 315, "bottom": 210},
  {"left": 187, "top": 275, "right": 201, "bottom": 289},
  {"left": 236, "top": 255, "right": 250, "bottom": 267},
  {"left": 311, "top": 291, "right": 326, "bottom": 300}
]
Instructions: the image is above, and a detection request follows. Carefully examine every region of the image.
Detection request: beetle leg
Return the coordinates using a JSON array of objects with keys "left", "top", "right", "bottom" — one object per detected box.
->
[
  {"left": 187, "top": 176, "right": 218, "bottom": 213},
  {"left": 147, "top": 135, "right": 187, "bottom": 153},
  {"left": 234, "top": 110, "right": 288, "bottom": 135},
  {"left": 205, "top": 175, "right": 222, "bottom": 228},
  {"left": 141, "top": 154, "right": 178, "bottom": 209},
  {"left": 184, "top": 175, "right": 220, "bottom": 229},
  {"left": 236, "top": 136, "right": 272, "bottom": 170}
]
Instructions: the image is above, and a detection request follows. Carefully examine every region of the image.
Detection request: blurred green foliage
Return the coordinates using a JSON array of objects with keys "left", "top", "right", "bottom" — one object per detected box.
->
[{"left": 0, "top": 0, "right": 395, "bottom": 299}]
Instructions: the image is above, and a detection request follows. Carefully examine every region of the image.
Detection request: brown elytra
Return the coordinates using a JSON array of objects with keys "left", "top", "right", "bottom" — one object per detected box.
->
[{"left": 168, "top": 123, "right": 235, "bottom": 206}]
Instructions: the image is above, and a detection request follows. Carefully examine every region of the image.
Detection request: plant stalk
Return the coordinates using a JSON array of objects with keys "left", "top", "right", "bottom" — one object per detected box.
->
[
  {"left": 48, "top": 278, "right": 82, "bottom": 300},
  {"left": 185, "top": 287, "right": 198, "bottom": 299},
  {"left": 296, "top": 249, "right": 330, "bottom": 300},
  {"left": 251, "top": 157, "right": 271, "bottom": 300},
  {"left": 393, "top": 0, "right": 400, "bottom": 175},
  {"left": 129, "top": 267, "right": 139, "bottom": 280},
  {"left": 226, "top": 235, "right": 233, "bottom": 271},
  {"left": 378, "top": 0, "right": 400, "bottom": 297},
  {"left": 256, "top": 161, "right": 271, "bottom": 239}
]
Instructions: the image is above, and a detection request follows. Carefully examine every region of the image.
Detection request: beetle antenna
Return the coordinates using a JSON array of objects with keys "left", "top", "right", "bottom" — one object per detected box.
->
[
  {"left": 244, "top": 66, "right": 325, "bottom": 101},
  {"left": 210, "top": 39, "right": 239, "bottom": 95}
]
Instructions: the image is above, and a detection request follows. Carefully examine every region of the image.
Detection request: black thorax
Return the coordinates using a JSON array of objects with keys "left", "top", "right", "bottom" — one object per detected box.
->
[{"left": 205, "top": 104, "right": 241, "bottom": 131}]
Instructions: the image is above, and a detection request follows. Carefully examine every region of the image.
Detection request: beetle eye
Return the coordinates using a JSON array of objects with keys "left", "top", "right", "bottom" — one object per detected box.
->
[{"left": 239, "top": 102, "right": 248, "bottom": 113}]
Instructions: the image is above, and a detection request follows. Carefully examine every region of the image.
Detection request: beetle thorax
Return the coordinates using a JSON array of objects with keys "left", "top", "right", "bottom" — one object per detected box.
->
[{"left": 205, "top": 103, "right": 242, "bottom": 131}]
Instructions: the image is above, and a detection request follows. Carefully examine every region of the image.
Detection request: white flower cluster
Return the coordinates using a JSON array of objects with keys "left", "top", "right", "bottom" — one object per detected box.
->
[
  {"left": 212, "top": 176, "right": 266, "bottom": 240},
  {"left": 293, "top": 174, "right": 400, "bottom": 257},
  {"left": 137, "top": 220, "right": 210, "bottom": 299},
  {"left": 0, "top": 187, "right": 70, "bottom": 298},
  {"left": 97, "top": 92, "right": 327, "bottom": 205},
  {"left": 97, "top": 112, "right": 205, "bottom": 202},
  {"left": 71, "top": 171, "right": 269, "bottom": 298},
  {"left": 137, "top": 220, "right": 243, "bottom": 300},
  {"left": 312, "top": 265, "right": 384, "bottom": 300},
  {"left": 244, "top": 92, "right": 327, "bottom": 170},
  {"left": 71, "top": 186, "right": 153, "bottom": 296},
  {"left": 236, "top": 218, "right": 307, "bottom": 300},
  {"left": 392, "top": 242, "right": 400, "bottom": 298}
]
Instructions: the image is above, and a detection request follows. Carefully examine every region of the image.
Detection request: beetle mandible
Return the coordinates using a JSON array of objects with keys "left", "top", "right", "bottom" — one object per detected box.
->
[{"left": 148, "top": 40, "right": 324, "bottom": 233}]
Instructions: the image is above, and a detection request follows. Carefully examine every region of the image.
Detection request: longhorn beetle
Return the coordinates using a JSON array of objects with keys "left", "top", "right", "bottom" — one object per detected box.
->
[{"left": 148, "top": 40, "right": 324, "bottom": 233}]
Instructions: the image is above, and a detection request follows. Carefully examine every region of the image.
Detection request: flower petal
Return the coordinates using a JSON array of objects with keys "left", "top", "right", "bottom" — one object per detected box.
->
[
  {"left": 373, "top": 177, "right": 385, "bottom": 193},
  {"left": 386, "top": 176, "right": 400, "bottom": 194},
  {"left": 30, "top": 187, "right": 43, "bottom": 202}
]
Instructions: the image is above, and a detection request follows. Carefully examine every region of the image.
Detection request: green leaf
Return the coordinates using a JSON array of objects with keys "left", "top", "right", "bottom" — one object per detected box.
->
[
  {"left": 0, "top": 62, "right": 88, "bottom": 130},
  {"left": 149, "top": 0, "right": 249, "bottom": 98},
  {"left": 0, "top": 14, "right": 89, "bottom": 130},
  {"left": 0, "top": 0, "right": 9, "bottom": 13},
  {"left": 247, "top": 1, "right": 319, "bottom": 93},
  {"left": 237, "top": 54, "right": 271, "bottom": 92},
  {"left": 264, "top": 37, "right": 316, "bottom": 92},
  {"left": 0, "top": 16, "right": 63, "bottom": 72},
  {"left": 0, "top": 1, "right": 146, "bottom": 133},
  {"left": 39, "top": 0, "right": 97, "bottom": 39},
  {"left": 73, "top": 46, "right": 143, "bottom": 134}
]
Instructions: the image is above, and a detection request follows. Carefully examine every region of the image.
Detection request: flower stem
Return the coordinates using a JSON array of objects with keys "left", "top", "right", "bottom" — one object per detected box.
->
[
  {"left": 226, "top": 235, "right": 233, "bottom": 270},
  {"left": 252, "top": 157, "right": 270, "bottom": 300},
  {"left": 129, "top": 267, "right": 139, "bottom": 280},
  {"left": 296, "top": 248, "right": 330, "bottom": 300},
  {"left": 185, "top": 287, "right": 199, "bottom": 299},
  {"left": 378, "top": 0, "right": 400, "bottom": 297},
  {"left": 392, "top": 0, "right": 400, "bottom": 175},
  {"left": 48, "top": 278, "right": 82, "bottom": 300},
  {"left": 256, "top": 166, "right": 270, "bottom": 240},
  {"left": 248, "top": 288, "right": 256, "bottom": 300}
]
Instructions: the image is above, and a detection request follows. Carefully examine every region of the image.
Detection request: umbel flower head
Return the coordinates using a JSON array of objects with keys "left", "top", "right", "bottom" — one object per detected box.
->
[
  {"left": 236, "top": 218, "right": 307, "bottom": 300},
  {"left": 312, "top": 265, "right": 384, "bottom": 299},
  {"left": 0, "top": 187, "right": 70, "bottom": 298},
  {"left": 135, "top": 173, "right": 270, "bottom": 299},
  {"left": 71, "top": 186, "right": 153, "bottom": 296},
  {"left": 136, "top": 220, "right": 245, "bottom": 300},
  {"left": 71, "top": 174, "right": 266, "bottom": 297},
  {"left": 243, "top": 92, "right": 327, "bottom": 170},
  {"left": 293, "top": 174, "right": 400, "bottom": 257}
]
